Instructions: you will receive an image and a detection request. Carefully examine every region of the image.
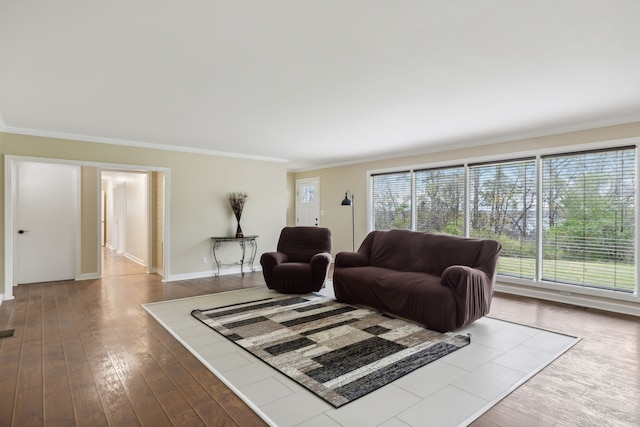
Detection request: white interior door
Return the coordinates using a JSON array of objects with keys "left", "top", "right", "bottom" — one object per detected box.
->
[
  {"left": 16, "top": 162, "right": 78, "bottom": 284},
  {"left": 296, "top": 177, "right": 321, "bottom": 226}
]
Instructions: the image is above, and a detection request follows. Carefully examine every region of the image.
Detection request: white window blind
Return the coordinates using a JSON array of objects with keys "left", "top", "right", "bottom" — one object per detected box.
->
[
  {"left": 415, "top": 166, "right": 465, "bottom": 235},
  {"left": 541, "top": 147, "right": 636, "bottom": 291},
  {"left": 367, "top": 144, "right": 637, "bottom": 295},
  {"left": 371, "top": 171, "right": 412, "bottom": 230},
  {"left": 468, "top": 159, "right": 536, "bottom": 279}
]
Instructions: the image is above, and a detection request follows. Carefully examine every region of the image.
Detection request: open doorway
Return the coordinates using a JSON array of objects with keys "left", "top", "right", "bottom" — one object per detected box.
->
[
  {"left": 4, "top": 156, "right": 169, "bottom": 301},
  {"left": 101, "top": 169, "right": 165, "bottom": 278},
  {"left": 101, "top": 169, "right": 147, "bottom": 277}
]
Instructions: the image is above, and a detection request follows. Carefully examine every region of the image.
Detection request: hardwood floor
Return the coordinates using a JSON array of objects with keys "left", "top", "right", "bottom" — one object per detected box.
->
[
  {"left": 0, "top": 257, "right": 638, "bottom": 426},
  {"left": 0, "top": 256, "right": 267, "bottom": 427},
  {"left": 101, "top": 248, "right": 147, "bottom": 278}
]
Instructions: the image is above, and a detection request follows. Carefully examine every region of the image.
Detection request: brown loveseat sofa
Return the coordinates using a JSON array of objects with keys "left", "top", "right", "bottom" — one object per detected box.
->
[{"left": 333, "top": 230, "right": 501, "bottom": 332}]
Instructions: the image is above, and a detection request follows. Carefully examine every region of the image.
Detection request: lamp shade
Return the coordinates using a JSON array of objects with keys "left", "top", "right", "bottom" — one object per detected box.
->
[{"left": 341, "top": 192, "right": 352, "bottom": 206}]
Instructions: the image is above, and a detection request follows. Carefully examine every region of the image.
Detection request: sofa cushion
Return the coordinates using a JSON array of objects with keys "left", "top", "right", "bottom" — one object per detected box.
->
[
  {"left": 367, "top": 230, "right": 486, "bottom": 276},
  {"left": 333, "top": 266, "right": 458, "bottom": 331}
]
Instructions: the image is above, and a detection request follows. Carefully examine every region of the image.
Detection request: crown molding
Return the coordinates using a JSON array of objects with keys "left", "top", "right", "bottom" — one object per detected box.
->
[{"left": 0, "top": 125, "right": 290, "bottom": 164}]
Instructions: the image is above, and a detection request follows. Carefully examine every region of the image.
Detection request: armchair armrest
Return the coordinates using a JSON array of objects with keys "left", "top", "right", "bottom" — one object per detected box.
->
[
  {"left": 335, "top": 251, "right": 369, "bottom": 268},
  {"left": 261, "top": 251, "right": 288, "bottom": 266},
  {"left": 310, "top": 252, "right": 332, "bottom": 284},
  {"left": 441, "top": 265, "right": 493, "bottom": 328},
  {"left": 260, "top": 251, "right": 288, "bottom": 289},
  {"left": 310, "top": 252, "right": 332, "bottom": 269}
]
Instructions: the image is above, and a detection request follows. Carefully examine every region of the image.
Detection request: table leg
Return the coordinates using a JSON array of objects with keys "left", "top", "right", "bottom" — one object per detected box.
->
[
  {"left": 239, "top": 240, "right": 247, "bottom": 276},
  {"left": 247, "top": 239, "right": 258, "bottom": 272},
  {"left": 212, "top": 241, "right": 222, "bottom": 277}
]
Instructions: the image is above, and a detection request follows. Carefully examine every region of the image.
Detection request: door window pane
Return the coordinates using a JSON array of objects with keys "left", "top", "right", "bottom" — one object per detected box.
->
[{"left": 301, "top": 185, "right": 315, "bottom": 203}]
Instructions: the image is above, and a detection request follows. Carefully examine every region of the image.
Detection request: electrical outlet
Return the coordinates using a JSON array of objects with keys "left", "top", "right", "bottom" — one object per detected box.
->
[{"left": 202, "top": 256, "right": 207, "bottom": 264}]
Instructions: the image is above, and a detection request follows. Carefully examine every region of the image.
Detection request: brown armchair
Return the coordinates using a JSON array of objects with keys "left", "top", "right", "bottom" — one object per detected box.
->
[{"left": 260, "top": 226, "right": 332, "bottom": 294}]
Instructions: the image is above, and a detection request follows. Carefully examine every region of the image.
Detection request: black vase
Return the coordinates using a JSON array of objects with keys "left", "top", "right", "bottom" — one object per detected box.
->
[{"left": 235, "top": 211, "right": 243, "bottom": 238}]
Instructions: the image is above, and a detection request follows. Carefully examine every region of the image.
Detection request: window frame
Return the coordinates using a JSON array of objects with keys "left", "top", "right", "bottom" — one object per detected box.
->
[
  {"left": 370, "top": 170, "right": 413, "bottom": 231},
  {"left": 468, "top": 157, "right": 537, "bottom": 280},
  {"left": 366, "top": 140, "right": 640, "bottom": 304},
  {"left": 539, "top": 147, "right": 636, "bottom": 292},
  {"left": 414, "top": 165, "right": 466, "bottom": 236}
]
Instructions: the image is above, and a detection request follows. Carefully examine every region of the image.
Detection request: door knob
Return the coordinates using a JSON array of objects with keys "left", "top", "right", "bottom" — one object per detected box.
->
[{"left": 18, "top": 229, "right": 29, "bottom": 234}]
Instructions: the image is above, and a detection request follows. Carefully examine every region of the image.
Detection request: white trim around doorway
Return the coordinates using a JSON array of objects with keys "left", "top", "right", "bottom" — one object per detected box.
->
[{"left": 3, "top": 155, "right": 171, "bottom": 302}]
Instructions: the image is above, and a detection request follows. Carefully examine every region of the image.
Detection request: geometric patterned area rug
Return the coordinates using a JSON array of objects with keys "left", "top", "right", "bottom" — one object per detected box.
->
[{"left": 191, "top": 293, "right": 470, "bottom": 408}]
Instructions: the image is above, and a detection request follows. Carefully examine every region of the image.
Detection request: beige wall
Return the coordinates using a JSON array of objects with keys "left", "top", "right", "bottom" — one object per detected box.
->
[
  {"left": 80, "top": 167, "right": 99, "bottom": 274},
  {"left": 286, "top": 172, "right": 296, "bottom": 226},
  {"left": 1, "top": 132, "right": 288, "bottom": 290},
  {"left": 293, "top": 121, "right": 640, "bottom": 255},
  {"left": 3, "top": 121, "right": 640, "bottom": 293},
  {"left": 151, "top": 171, "right": 165, "bottom": 273}
]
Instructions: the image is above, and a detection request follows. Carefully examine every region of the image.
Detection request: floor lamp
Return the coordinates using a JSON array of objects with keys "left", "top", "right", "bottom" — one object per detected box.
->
[{"left": 340, "top": 191, "right": 355, "bottom": 251}]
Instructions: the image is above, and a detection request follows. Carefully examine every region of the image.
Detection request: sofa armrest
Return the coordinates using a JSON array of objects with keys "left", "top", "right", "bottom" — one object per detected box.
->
[
  {"left": 441, "top": 265, "right": 494, "bottom": 328},
  {"left": 335, "top": 251, "right": 370, "bottom": 268}
]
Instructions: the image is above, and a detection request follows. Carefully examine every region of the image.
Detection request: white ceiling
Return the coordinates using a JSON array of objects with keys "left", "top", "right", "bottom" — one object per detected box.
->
[{"left": 2, "top": 1, "right": 640, "bottom": 171}]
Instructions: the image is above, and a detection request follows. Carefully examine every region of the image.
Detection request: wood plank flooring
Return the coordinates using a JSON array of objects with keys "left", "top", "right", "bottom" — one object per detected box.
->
[{"left": 0, "top": 254, "right": 638, "bottom": 426}]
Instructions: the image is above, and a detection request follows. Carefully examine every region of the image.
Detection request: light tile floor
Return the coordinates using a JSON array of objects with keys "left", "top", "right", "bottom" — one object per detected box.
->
[{"left": 143, "top": 284, "right": 579, "bottom": 427}]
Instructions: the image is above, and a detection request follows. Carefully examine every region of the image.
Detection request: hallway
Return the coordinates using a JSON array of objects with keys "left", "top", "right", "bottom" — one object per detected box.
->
[{"left": 102, "top": 247, "right": 147, "bottom": 278}]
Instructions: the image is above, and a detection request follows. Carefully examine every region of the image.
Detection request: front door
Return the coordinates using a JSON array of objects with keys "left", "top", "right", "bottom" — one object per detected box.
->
[
  {"left": 296, "top": 178, "right": 321, "bottom": 226},
  {"left": 16, "top": 162, "right": 78, "bottom": 284}
]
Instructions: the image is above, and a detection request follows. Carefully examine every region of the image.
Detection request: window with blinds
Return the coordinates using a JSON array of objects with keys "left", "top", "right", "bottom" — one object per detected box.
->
[
  {"left": 415, "top": 166, "right": 465, "bottom": 235},
  {"left": 368, "top": 144, "right": 637, "bottom": 294},
  {"left": 468, "top": 159, "right": 537, "bottom": 279},
  {"left": 541, "top": 147, "right": 636, "bottom": 292},
  {"left": 371, "top": 171, "right": 412, "bottom": 230}
]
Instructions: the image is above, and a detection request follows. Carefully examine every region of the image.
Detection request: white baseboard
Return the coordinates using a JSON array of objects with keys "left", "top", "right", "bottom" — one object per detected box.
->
[
  {"left": 76, "top": 272, "right": 102, "bottom": 281},
  {"left": 495, "top": 282, "right": 640, "bottom": 317},
  {"left": 124, "top": 252, "right": 146, "bottom": 267},
  {"left": 103, "top": 245, "right": 146, "bottom": 267},
  {"left": 164, "top": 266, "right": 262, "bottom": 282},
  {"left": 147, "top": 267, "right": 163, "bottom": 276}
]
